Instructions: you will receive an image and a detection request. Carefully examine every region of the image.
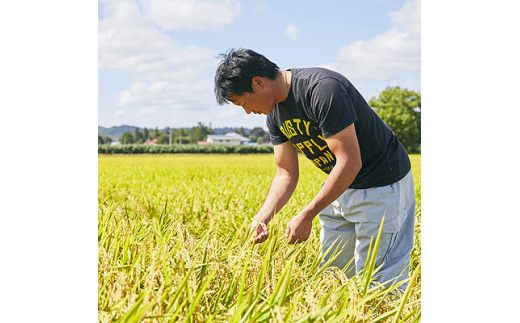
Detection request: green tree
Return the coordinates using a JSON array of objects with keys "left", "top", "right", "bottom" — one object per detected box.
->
[
  {"left": 368, "top": 86, "right": 421, "bottom": 153},
  {"left": 158, "top": 133, "right": 169, "bottom": 144},
  {"left": 190, "top": 122, "right": 215, "bottom": 142},
  {"left": 98, "top": 135, "right": 112, "bottom": 144},
  {"left": 143, "top": 127, "right": 149, "bottom": 141},
  {"left": 248, "top": 127, "right": 266, "bottom": 143},
  {"left": 179, "top": 128, "right": 190, "bottom": 144},
  {"left": 151, "top": 127, "right": 160, "bottom": 139},
  {"left": 120, "top": 131, "right": 135, "bottom": 144},
  {"left": 134, "top": 128, "right": 144, "bottom": 144},
  {"left": 236, "top": 127, "right": 246, "bottom": 136},
  {"left": 257, "top": 133, "right": 270, "bottom": 144},
  {"left": 170, "top": 128, "right": 189, "bottom": 144}
]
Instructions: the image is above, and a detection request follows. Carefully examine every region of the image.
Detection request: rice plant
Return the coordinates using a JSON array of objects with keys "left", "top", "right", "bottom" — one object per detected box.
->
[{"left": 98, "top": 154, "right": 421, "bottom": 322}]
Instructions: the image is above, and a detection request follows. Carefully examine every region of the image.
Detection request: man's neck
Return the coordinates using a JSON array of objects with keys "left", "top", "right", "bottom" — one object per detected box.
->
[{"left": 277, "top": 70, "right": 292, "bottom": 104}]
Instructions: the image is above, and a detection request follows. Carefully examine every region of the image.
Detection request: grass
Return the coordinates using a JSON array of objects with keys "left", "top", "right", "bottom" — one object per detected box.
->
[{"left": 98, "top": 154, "right": 421, "bottom": 322}]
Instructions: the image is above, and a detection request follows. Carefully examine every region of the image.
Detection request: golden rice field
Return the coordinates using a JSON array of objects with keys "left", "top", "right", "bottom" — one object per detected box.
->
[{"left": 98, "top": 153, "right": 421, "bottom": 322}]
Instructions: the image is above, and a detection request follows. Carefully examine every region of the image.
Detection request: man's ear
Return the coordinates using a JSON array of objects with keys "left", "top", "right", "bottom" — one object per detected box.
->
[{"left": 251, "top": 76, "right": 264, "bottom": 89}]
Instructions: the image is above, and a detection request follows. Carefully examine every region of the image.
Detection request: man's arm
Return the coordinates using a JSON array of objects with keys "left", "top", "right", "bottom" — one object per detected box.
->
[
  {"left": 285, "top": 123, "right": 362, "bottom": 244},
  {"left": 250, "top": 140, "right": 299, "bottom": 244}
]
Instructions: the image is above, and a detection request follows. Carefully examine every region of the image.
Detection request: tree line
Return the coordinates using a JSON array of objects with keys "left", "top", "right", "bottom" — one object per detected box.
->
[
  {"left": 98, "top": 122, "right": 271, "bottom": 145},
  {"left": 99, "top": 87, "right": 420, "bottom": 153}
]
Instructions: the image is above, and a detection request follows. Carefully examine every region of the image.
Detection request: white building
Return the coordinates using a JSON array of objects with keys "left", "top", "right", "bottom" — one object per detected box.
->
[{"left": 206, "top": 132, "right": 250, "bottom": 145}]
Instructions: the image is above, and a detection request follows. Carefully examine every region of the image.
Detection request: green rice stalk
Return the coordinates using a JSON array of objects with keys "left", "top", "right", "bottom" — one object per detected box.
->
[
  {"left": 293, "top": 284, "right": 350, "bottom": 323},
  {"left": 235, "top": 258, "right": 250, "bottom": 308},
  {"left": 163, "top": 264, "right": 195, "bottom": 315},
  {"left": 196, "top": 235, "right": 211, "bottom": 292},
  {"left": 392, "top": 261, "right": 421, "bottom": 323},
  {"left": 183, "top": 265, "right": 218, "bottom": 323},
  {"left": 121, "top": 236, "right": 132, "bottom": 266},
  {"left": 240, "top": 294, "right": 260, "bottom": 323},
  {"left": 276, "top": 256, "right": 295, "bottom": 307},
  {"left": 230, "top": 290, "right": 250, "bottom": 323},
  {"left": 204, "top": 313, "right": 215, "bottom": 323},
  {"left": 308, "top": 238, "right": 345, "bottom": 283},
  {"left": 254, "top": 231, "right": 275, "bottom": 299},
  {"left": 328, "top": 294, "right": 352, "bottom": 323},
  {"left": 400, "top": 306, "right": 419, "bottom": 322},
  {"left": 105, "top": 296, "right": 128, "bottom": 321},
  {"left": 210, "top": 279, "right": 226, "bottom": 313},
  {"left": 369, "top": 274, "right": 408, "bottom": 312},
  {"left": 235, "top": 290, "right": 256, "bottom": 323},
  {"left": 223, "top": 269, "right": 241, "bottom": 307},
  {"left": 369, "top": 299, "right": 420, "bottom": 323},
  {"left": 220, "top": 218, "right": 248, "bottom": 261},
  {"left": 189, "top": 231, "right": 210, "bottom": 257},
  {"left": 412, "top": 308, "right": 421, "bottom": 322},
  {"left": 362, "top": 214, "right": 386, "bottom": 296},
  {"left": 118, "top": 290, "right": 150, "bottom": 323},
  {"left": 284, "top": 291, "right": 303, "bottom": 323},
  {"left": 159, "top": 297, "right": 188, "bottom": 323}
]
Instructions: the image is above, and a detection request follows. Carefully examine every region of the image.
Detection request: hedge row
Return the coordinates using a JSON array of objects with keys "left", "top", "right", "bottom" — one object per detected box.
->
[{"left": 98, "top": 144, "right": 274, "bottom": 154}]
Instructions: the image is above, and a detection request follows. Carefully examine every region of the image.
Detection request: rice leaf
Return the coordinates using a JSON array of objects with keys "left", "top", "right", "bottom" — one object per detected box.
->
[{"left": 392, "top": 261, "right": 421, "bottom": 323}]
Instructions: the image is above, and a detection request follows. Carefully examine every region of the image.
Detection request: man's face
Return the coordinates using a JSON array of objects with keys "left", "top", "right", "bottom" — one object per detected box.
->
[{"left": 228, "top": 77, "right": 276, "bottom": 115}]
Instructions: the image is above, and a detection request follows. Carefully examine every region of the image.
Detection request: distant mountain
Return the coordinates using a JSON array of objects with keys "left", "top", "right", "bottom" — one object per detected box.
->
[
  {"left": 98, "top": 125, "right": 252, "bottom": 140},
  {"left": 98, "top": 125, "right": 142, "bottom": 140}
]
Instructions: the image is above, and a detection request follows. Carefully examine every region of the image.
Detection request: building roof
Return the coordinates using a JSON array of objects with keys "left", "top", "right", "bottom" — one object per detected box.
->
[
  {"left": 143, "top": 138, "right": 158, "bottom": 145},
  {"left": 207, "top": 132, "right": 250, "bottom": 142}
]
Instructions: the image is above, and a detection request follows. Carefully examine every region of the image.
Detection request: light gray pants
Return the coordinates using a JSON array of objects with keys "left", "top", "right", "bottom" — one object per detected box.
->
[{"left": 319, "top": 170, "right": 416, "bottom": 290}]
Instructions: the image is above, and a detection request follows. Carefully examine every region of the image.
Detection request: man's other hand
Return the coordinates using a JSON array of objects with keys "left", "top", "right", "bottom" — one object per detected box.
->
[
  {"left": 285, "top": 213, "right": 313, "bottom": 244},
  {"left": 250, "top": 221, "right": 269, "bottom": 244}
]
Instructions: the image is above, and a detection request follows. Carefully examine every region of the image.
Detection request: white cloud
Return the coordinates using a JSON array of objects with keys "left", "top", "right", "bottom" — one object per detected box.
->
[
  {"left": 285, "top": 24, "right": 300, "bottom": 41},
  {"left": 98, "top": 0, "right": 215, "bottom": 81},
  {"left": 324, "top": 0, "right": 420, "bottom": 91},
  {"left": 117, "top": 79, "right": 214, "bottom": 110},
  {"left": 138, "top": 0, "right": 241, "bottom": 30},
  {"left": 216, "top": 106, "right": 267, "bottom": 128},
  {"left": 135, "top": 106, "right": 161, "bottom": 118},
  {"left": 114, "top": 109, "right": 125, "bottom": 117}
]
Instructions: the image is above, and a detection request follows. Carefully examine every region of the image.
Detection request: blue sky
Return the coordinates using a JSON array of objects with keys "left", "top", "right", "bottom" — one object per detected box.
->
[{"left": 98, "top": 0, "right": 421, "bottom": 130}]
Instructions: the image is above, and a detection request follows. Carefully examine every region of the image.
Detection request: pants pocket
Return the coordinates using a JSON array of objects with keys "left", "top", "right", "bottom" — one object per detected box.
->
[
  {"left": 342, "top": 184, "right": 402, "bottom": 233},
  {"left": 381, "top": 232, "right": 398, "bottom": 262}
]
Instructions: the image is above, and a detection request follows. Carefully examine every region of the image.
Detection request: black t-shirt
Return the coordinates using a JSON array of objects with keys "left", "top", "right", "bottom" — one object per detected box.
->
[{"left": 266, "top": 68, "right": 411, "bottom": 189}]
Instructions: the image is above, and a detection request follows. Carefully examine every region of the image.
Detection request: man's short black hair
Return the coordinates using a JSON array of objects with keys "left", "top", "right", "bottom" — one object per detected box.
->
[{"left": 214, "top": 48, "right": 279, "bottom": 105}]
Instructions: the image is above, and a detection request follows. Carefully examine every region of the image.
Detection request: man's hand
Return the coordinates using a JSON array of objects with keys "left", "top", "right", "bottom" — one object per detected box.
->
[
  {"left": 250, "top": 220, "right": 269, "bottom": 244},
  {"left": 285, "top": 213, "right": 314, "bottom": 244}
]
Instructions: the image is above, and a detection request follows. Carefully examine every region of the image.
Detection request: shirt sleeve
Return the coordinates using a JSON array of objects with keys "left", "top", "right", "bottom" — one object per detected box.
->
[
  {"left": 266, "top": 114, "right": 288, "bottom": 145},
  {"left": 309, "top": 77, "right": 358, "bottom": 138}
]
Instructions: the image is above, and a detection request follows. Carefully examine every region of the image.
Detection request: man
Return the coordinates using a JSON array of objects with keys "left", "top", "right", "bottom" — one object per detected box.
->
[{"left": 214, "top": 48, "right": 416, "bottom": 289}]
